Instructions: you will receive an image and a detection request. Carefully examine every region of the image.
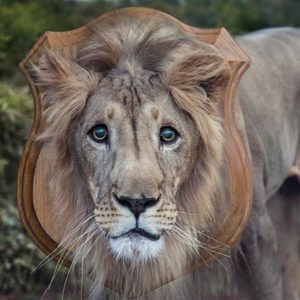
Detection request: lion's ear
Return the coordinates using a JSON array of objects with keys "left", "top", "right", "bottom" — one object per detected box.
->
[
  {"left": 32, "top": 50, "right": 99, "bottom": 106},
  {"left": 164, "top": 52, "right": 230, "bottom": 104},
  {"left": 32, "top": 50, "right": 99, "bottom": 141}
]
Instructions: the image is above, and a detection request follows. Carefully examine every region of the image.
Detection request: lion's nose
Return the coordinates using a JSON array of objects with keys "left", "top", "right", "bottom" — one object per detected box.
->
[{"left": 114, "top": 194, "right": 161, "bottom": 218}]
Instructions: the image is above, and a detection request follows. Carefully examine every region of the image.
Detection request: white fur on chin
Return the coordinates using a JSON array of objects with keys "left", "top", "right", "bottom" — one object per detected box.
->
[{"left": 109, "top": 235, "right": 164, "bottom": 261}]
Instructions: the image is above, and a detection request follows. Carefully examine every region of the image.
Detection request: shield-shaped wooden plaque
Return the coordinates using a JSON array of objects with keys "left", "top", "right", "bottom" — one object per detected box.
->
[{"left": 18, "top": 7, "right": 252, "bottom": 291}]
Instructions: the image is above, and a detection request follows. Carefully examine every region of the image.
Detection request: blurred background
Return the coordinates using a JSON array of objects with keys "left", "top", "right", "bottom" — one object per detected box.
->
[{"left": 0, "top": 0, "right": 299, "bottom": 299}]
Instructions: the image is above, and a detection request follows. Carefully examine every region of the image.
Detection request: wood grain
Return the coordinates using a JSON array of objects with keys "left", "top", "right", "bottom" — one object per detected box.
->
[{"left": 18, "top": 7, "right": 252, "bottom": 291}]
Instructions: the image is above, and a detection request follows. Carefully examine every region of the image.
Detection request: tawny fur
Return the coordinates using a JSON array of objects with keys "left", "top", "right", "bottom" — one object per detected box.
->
[
  {"left": 33, "top": 16, "right": 231, "bottom": 299},
  {"left": 33, "top": 15, "right": 300, "bottom": 300}
]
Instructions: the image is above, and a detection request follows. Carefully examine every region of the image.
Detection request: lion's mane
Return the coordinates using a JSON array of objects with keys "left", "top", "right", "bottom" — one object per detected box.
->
[{"left": 34, "top": 14, "right": 231, "bottom": 299}]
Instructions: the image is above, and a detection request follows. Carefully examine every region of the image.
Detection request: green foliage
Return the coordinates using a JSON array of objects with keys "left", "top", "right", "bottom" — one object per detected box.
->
[
  {"left": 0, "top": 82, "right": 40, "bottom": 293},
  {"left": 0, "top": 205, "right": 43, "bottom": 293},
  {"left": 1, "top": 0, "right": 300, "bottom": 80},
  {"left": 0, "top": 82, "right": 32, "bottom": 198},
  {"left": 0, "top": 83, "right": 65, "bottom": 296}
]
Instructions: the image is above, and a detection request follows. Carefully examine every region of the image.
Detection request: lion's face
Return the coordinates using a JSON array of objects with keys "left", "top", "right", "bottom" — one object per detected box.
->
[
  {"left": 75, "top": 70, "right": 199, "bottom": 259},
  {"left": 35, "top": 15, "right": 231, "bottom": 297}
]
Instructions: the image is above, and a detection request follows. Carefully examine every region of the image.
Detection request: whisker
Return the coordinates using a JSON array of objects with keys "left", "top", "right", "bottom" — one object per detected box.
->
[
  {"left": 80, "top": 224, "right": 96, "bottom": 300},
  {"left": 171, "top": 223, "right": 230, "bottom": 259},
  {"left": 42, "top": 226, "right": 96, "bottom": 299},
  {"left": 168, "top": 227, "right": 199, "bottom": 254},
  {"left": 41, "top": 247, "right": 70, "bottom": 300},
  {"left": 177, "top": 209, "right": 201, "bottom": 216},
  {"left": 176, "top": 219, "right": 230, "bottom": 249},
  {"left": 32, "top": 214, "right": 95, "bottom": 273},
  {"left": 62, "top": 224, "right": 101, "bottom": 300}
]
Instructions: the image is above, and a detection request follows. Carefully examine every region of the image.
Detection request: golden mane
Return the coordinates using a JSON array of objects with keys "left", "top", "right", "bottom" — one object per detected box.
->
[{"left": 30, "top": 15, "right": 231, "bottom": 299}]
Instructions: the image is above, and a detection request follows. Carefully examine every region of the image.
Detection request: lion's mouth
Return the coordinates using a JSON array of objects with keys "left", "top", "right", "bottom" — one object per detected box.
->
[{"left": 111, "top": 228, "right": 161, "bottom": 241}]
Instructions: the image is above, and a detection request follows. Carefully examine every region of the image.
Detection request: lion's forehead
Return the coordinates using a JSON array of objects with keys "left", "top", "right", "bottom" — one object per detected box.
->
[{"left": 98, "top": 71, "right": 165, "bottom": 108}]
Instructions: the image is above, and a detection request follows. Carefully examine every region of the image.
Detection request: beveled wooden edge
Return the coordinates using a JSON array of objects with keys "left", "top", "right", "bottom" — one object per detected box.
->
[{"left": 18, "top": 6, "right": 252, "bottom": 292}]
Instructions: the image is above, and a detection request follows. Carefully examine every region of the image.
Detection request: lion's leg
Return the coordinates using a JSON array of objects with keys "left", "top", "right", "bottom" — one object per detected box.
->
[
  {"left": 268, "top": 174, "right": 300, "bottom": 300},
  {"left": 234, "top": 207, "right": 284, "bottom": 300}
]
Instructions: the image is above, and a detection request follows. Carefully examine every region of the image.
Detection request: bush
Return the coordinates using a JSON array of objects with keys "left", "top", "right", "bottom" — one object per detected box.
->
[{"left": 0, "top": 81, "right": 46, "bottom": 294}]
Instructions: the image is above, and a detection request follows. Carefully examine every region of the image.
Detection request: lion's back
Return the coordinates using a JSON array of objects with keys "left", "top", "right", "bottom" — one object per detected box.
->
[{"left": 236, "top": 28, "right": 300, "bottom": 198}]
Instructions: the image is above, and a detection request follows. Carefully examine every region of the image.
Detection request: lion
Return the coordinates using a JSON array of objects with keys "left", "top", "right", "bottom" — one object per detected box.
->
[{"left": 32, "top": 14, "right": 300, "bottom": 300}]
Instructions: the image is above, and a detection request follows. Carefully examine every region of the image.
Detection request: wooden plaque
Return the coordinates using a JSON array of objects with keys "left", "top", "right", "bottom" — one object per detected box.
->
[{"left": 18, "top": 7, "right": 252, "bottom": 288}]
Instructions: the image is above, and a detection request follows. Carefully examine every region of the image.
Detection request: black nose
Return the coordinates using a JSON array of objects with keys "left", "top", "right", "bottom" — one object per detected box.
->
[{"left": 114, "top": 194, "right": 161, "bottom": 218}]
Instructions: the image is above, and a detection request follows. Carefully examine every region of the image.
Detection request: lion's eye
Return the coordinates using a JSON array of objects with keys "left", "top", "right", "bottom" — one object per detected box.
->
[
  {"left": 89, "top": 124, "right": 109, "bottom": 143},
  {"left": 160, "top": 126, "right": 179, "bottom": 144}
]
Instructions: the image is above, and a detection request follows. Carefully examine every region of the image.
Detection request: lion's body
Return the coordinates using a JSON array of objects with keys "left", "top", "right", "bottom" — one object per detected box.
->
[
  {"left": 34, "top": 17, "right": 300, "bottom": 300},
  {"left": 237, "top": 28, "right": 300, "bottom": 200},
  {"left": 233, "top": 28, "right": 300, "bottom": 300}
]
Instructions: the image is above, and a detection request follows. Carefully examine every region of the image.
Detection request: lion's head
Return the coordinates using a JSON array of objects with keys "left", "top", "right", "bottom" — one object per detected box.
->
[{"left": 34, "top": 15, "right": 231, "bottom": 298}]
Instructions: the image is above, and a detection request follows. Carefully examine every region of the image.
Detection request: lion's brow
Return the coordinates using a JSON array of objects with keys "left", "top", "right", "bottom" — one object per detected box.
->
[{"left": 123, "top": 77, "right": 158, "bottom": 157}]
